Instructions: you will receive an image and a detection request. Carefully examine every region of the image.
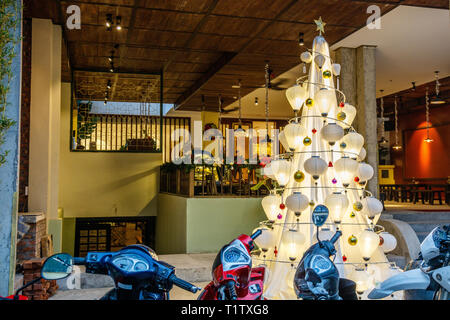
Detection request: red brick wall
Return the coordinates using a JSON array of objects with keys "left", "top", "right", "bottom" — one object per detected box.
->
[{"left": 17, "top": 217, "right": 46, "bottom": 263}]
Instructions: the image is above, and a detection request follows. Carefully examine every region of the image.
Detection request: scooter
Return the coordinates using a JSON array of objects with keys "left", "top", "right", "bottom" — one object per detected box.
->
[
  {"left": 198, "top": 229, "right": 266, "bottom": 300},
  {"left": 368, "top": 224, "right": 450, "bottom": 300},
  {"left": 293, "top": 205, "right": 358, "bottom": 300},
  {"left": 1, "top": 244, "right": 200, "bottom": 300}
]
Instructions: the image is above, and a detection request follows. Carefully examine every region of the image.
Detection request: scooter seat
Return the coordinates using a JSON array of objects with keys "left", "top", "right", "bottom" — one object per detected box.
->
[{"left": 339, "top": 278, "right": 358, "bottom": 300}]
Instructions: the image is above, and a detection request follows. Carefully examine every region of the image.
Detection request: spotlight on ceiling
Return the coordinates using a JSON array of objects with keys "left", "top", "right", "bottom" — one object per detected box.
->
[
  {"left": 299, "top": 32, "right": 304, "bottom": 46},
  {"left": 106, "top": 14, "right": 113, "bottom": 30},
  {"left": 116, "top": 16, "right": 122, "bottom": 31},
  {"left": 107, "top": 80, "right": 112, "bottom": 89}
]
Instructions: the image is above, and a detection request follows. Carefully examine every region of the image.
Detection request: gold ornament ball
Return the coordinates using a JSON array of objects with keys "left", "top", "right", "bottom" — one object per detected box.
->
[
  {"left": 350, "top": 212, "right": 356, "bottom": 218},
  {"left": 305, "top": 98, "right": 314, "bottom": 108},
  {"left": 303, "top": 136, "right": 312, "bottom": 146},
  {"left": 309, "top": 201, "right": 315, "bottom": 207},
  {"left": 294, "top": 170, "right": 305, "bottom": 183},
  {"left": 322, "top": 70, "right": 332, "bottom": 79},
  {"left": 353, "top": 201, "right": 363, "bottom": 212},
  {"left": 348, "top": 235, "right": 358, "bottom": 246},
  {"left": 337, "top": 111, "right": 347, "bottom": 121}
]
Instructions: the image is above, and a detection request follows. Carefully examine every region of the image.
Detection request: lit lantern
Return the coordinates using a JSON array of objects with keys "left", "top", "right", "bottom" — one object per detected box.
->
[
  {"left": 286, "top": 84, "right": 307, "bottom": 111},
  {"left": 285, "top": 192, "right": 309, "bottom": 216},
  {"left": 314, "top": 54, "right": 326, "bottom": 69},
  {"left": 379, "top": 232, "right": 397, "bottom": 253},
  {"left": 321, "top": 123, "right": 344, "bottom": 145},
  {"left": 261, "top": 193, "right": 282, "bottom": 221},
  {"left": 359, "top": 147, "right": 367, "bottom": 161},
  {"left": 253, "top": 227, "right": 277, "bottom": 251},
  {"left": 352, "top": 268, "right": 370, "bottom": 294},
  {"left": 304, "top": 156, "right": 328, "bottom": 180},
  {"left": 281, "top": 229, "right": 305, "bottom": 261},
  {"left": 334, "top": 156, "right": 359, "bottom": 187},
  {"left": 358, "top": 229, "right": 380, "bottom": 261},
  {"left": 283, "top": 122, "right": 307, "bottom": 151},
  {"left": 278, "top": 130, "right": 290, "bottom": 151},
  {"left": 357, "top": 163, "right": 374, "bottom": 183},
  {"left": 324, "top": 192, "right": 349, "bottom": 224},
  {"left": 315, "top": 88, "right": 336, "bottom": 117},
  {"left": 300, "top": 51, "right": 312, "bottom": 63},
  {"left": 313, "top": 228, "right": 335, "bottom": 243},
  {"left": 361, "top": 197, "right": 383, "bottom": 223},
  {"left": 270, "top": 159, "right": 291, "bottom": 186},
  {"left": 340, "top": 103, "right": 357, "bottom": 129},
  {"left": 331, "top": 63, "right": 341, "bottom": 76},
  {"left": 262, "top": 162, "right": 276, "bottom": 180},
  {"left": 342, "top": 132, "right": 364, "bottom": 158}
]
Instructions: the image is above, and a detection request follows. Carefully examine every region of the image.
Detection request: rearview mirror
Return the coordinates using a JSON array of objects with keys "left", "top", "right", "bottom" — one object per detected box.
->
[
  {"left": 41, "top": 253, "right": 74, "bottom": 280},
  {"left": 312, "top": 205, "right": 329, "bottom": 227}
]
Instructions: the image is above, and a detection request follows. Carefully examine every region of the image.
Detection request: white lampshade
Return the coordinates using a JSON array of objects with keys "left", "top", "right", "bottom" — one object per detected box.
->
[
  {"left": 361, "top": 197, "right": 383, "bottom": 222},
  {"left": 254, "top": 227, "right": 277, "bottom": 251},
  {"left": 341, "top": 103, "right": 357, "bottom": 129},
  {"left": 342, "top": 132, "right": 364, "bottom": 158},
  {"left": 286, "top": 85, "right": 307, "bottom": 111},
  {"left": 271, "top": 159, "right": 291, "bottom": 186},
  {"left": 321, "top": 123, "right": 344, "bottom": 145},
  {"left": 332, "top": 63, "right": 341, "bottom": 76},
  {"left": 300, "top": 51, "right": 312, "bottom": 63},
  {"left": 262, "top": 162, "right": 276, "bottom": 180},
  {"left": 352, "top": 268, "right": 370, "bottom": 294},
  {"left": 261, "top": 193, "right": 281, "bottom": 221},
  {"left": 304, "top": 156, "right": 328, "bottom": 180},
  {"left": 325, "top": 192, "right": 349, "bottom": 224},
  {"left": 314, "top": 54, "right": 326, "bottom": 69},
  {"left": 358, "top": 229, "right": 380, "bottom": 261},
  {"left": 285, "top": 192, "right": 309, "bottom": 216},
  {"left": 334, "top": 156, "right": 359, "bottom": 187},
  {"left": 312, "top": 228, "right": 334, "bottom": 243},
  {"left": 379, "top": 232, "right": 397, "bottom": 253},
  {"left": 359, "top": 147, "right": 367, "bottom": 161},
  {"left": 281, "top": 229, "right": 305, "bottom": 261},
  {"left": 283, "top": 122, "right": 307, "bottom": 151},
  {"left": 357, "top": 163, "right": 374, "bottom": 182},
  {"left": 315, "top": 88, "right": 335, "bottom": 117},
  {"left": 278, "top": 130, "right": 290, "bottom": 151}
]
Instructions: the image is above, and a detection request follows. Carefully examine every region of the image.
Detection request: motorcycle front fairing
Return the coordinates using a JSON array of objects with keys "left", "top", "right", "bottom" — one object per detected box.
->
[{"left": 294, "top": 242, "right": 340, "bottom": 300}]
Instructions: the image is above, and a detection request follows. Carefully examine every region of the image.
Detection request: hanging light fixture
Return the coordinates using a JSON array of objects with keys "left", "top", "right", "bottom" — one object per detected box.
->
[
  {"left": 304, "top": 156, "right": 328, "bottom": 180},
  {"left": 315, "top": 88, "right": 335, "bottom": 117},
  {"left": 341, "top": 132, "right": 364, "bottom": 159},
  {"left": 116, "top": 16, "right": 122, "bottom": 30},
  {"left": 283, "top": 122, "right": 307, "bottom": 151},
  {"left": 324, "top": 192, "right": 349, "bottom": 224},
  {"left": 334, "top": 156, "right": 359, "bottom": 187},
  {"left": 424, "top": 87, "right": 433, "bottom": 143},
  {"left": 285, "top": 192, "right": 309, "bottom": 216},
  {"left": 378, "top": 90, "right": 388, "bottom": 145},
  {"left": 106, "top": 14, "right": 113, "bottom": 30},
  {"left": 281, "top": 229, "right": 305, "bottom": 261},
  {"left": 285, "top": 84, "right": 307, "bottom": 113},
  {"left": 430, "top": 71, "right": 446, "bottom": 105},
  {"left": 270, "top": 159, "right": 291, "bottom": 186},
  {"left": 254, "top": 97, "right": 258, "bottom": 106},
  {"left": 298, "top": 32, "right": 304, "bottom": 46},
  {"left": 262, "top": 193, "right": 282, "bottom": 221},
  {"left": 358, "top": 229, "right": 380, "bottom": 261},
  {"left": 392, "top": 95, "right": 402, "bottom": 150}
]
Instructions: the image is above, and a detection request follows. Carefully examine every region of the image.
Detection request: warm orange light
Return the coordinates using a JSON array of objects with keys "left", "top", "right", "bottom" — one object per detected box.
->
[
  {"left": 392, "top": 145, "right": 402, "bottom": 150},
  {"left": 424, "top": 137, "right": 433, "bottom": 143}
]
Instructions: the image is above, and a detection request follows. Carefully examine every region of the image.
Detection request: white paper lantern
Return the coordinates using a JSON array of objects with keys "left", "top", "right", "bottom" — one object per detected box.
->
[
  {"left": 358, "top": 229, "right": 380, "bottom": 261},
  {"left": 361, "top": 197, "right": 383, "bottom": 222},
  {"left": 283, "top": 122, "right": 307, "bottom": 151},
  {"left": 253, "top": 227, "right": 277, "bottom": 250},
  {"left": 325, "top": 192, "right": 349, "bottom": 224},
  {"left": 321, "top": 123, "right": 344, "bottom": 145},
  {"left": 359, "top": 147, "right": 367, "bottom": 161},
  {"left": 315, "top": 88, "right": 335, "bottom": 117},
  {"left": 278, "top": 131, "right": 290, "bottom": 151},
  {"left": 379, "top": 232, "right": 397, "bottom": 253},
  {"left": 312, "top": 228, "right": 335, "bottom": 243},
  {"left": 300, "top": 51, "right": 312, "bottom": 63},
  {"left": 352, "top": 268, "right": 370, "bottom": 294},
  {"left": 357, "top": 163, "right": 374, "bottom": 182},
  {"left": 342, "top": 132, "right": 364, "bottom": 158},
  {"left": 314, "top": 54, "right": 326, "bottom": 69},
  {"left": 341, "top": 103, "right": 357, "bottom": 129},
  {"left": 285, "top": 192, "right": 309, "bottom": 216},
  {"left": 286, "top": 85, "right": 307, "bottom": 111},
  {"left": 332, "top": 63, "right": 341, "bottom": 76},
  {"left": 304, "top": 156, "right": 328, "bottom": 180},
  {"left": 262, "top": 193, "right": 281, "bottom": 221},
  {"left": 281, "top": 229, "right": 305, "bottom": 261},
  {"left": 334, "top": 156, "right": 359, "bottom": 187},
  {"left": 270, "top": 159, "right": 291, "bottom": 186},
  {"left": 262, "top": 162, "right": 276, "bottom": 180}
]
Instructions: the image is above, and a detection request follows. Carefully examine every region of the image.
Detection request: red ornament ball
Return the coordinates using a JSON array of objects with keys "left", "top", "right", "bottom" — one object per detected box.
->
[
  {"left": 354, "top": 177, "right": 360, "bottom": 182},
  {"left": 328, "top": 161, "right": 333, "bottom": 167},
  {"left": 339, "top": 102, "right": 345, "bottom": 108},
  {"left": 259, "top": 162, "right": 266, "bottom": 168},
  {"left": 379, "top": 236, "right": 385, "bottom": 246},
  {"left": 280, "top": 203, "right": 286, "bottom": 210},
  {"left": 342, "top": 255, "right": 347, "bottom": 262},
  {"left": 312, "top": 128, "right": 317, "bottom": 134}
]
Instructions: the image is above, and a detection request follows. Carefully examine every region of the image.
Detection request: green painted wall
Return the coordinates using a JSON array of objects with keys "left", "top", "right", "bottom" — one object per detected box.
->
[
  {"left": 61, "top": 218, "right": 76, "bottom": 256},
  {"left": 156, "top": 194, "right": 265, "bottom": 254}
]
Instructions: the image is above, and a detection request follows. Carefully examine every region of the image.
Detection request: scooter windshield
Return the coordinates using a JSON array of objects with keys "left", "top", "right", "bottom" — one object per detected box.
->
[{"left": 221, "top": 239, "right": 251, "bottom": 271}]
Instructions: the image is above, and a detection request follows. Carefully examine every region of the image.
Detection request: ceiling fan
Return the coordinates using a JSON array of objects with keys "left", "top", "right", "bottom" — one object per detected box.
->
[{"left": 231, "top": 66, "right": 291, "bottom": 91}]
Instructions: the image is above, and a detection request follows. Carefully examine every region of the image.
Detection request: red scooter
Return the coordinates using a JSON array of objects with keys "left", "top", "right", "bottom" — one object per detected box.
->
[{"left": 198, "top": 230, "right": 266, "bottom": 300}]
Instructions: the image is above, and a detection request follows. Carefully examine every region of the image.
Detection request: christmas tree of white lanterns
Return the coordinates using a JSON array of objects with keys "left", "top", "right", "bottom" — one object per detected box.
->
[{"left": 252, "top": 19, "right": 402, "bottom": 300}]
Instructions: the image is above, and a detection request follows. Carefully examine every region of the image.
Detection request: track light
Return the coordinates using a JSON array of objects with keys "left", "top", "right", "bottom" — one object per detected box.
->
[
  {"left": 255, "top": 97, "right": 259, "bottom": 106},
  {"left": 107, "top": 80, "right": 112, "bottom": 89},
  {"left": 299, "top": 32, "right": 304, "bottom": 46},
  {"left": 106, "top": 14, "right": 113, "bottom": 30},
  {"left": 116, "top": 16, "right": 122, "bottom": 30}
]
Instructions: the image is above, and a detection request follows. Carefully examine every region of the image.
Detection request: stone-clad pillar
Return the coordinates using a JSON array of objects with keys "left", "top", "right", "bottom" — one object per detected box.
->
[{"left": 334, "top": 46, "right": 379, "bottom": 197}]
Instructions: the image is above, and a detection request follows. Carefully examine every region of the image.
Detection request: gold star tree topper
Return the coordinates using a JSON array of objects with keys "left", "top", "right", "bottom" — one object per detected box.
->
[{"left": 314, "top": 17, "right": 326, "bottom": 35}]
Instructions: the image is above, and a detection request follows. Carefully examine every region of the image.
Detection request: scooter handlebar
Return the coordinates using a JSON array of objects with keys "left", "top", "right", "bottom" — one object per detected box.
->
[
  {"left": 169, "top": 274, "right": 201, "bottom": 294},
  {"left": 251, "top": 229, "right": 262, "bottom": 240},
  {"left": 330, "top": 230, "right": 342, "bottom": 245}
]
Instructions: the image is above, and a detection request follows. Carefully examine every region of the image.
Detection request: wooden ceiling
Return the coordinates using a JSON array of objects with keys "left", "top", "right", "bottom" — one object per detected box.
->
[
  {"left": 24, "top": 0, "right": 449, "bottom": 110},
  {"left": 378, "top": 76, "right": 450, "bottom": 117}
]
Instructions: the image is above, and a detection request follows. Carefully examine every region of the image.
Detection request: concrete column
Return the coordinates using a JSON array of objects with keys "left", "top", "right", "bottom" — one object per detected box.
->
[
  {"left": 28, "top": 19, "right": 62, "bottom": 252},
  {"left": 0, "top": 0, "right": 21, "bottom": 296},
  {"left": 356, "top": 45, "right": 378, "bottom": 197},
  {"left": 334, "top": 45, "right": 379, "bottom": 197}
]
